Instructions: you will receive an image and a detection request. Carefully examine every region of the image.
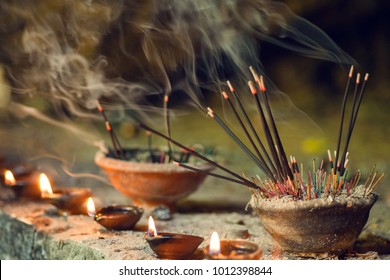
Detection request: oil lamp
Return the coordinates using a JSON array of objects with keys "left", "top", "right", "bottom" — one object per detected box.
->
[
  {"left": 3, "top": 169, "right": 41, "bottom": 199},
  {"left": 87, "top": 197, "right": 143, "bottom": 230},
  {"left": 204, "top": 231, "right": 262, "bottom": 260},
  {"left": 39, "top": 173, "right": 92, "bottom": 215},
  {"left": 144, "top": 216, "right": 204, "bottom": 259}
]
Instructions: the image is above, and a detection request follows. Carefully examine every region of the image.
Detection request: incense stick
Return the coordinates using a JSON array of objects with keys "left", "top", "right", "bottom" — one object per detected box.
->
[
  {"left": 339, "top": 73, "right": 369, "bottom": 174},
  {"left": 146, "top": 130, "right": 154, "bottom": 162},
  {"left": 163, "top": 94, "right": 173, "bottom": 161},
  {"left": 96, "top": 100, "right": 126, "bottom": 159},
  {"left": 207, "top": 107, "right": 272, "bottom": 177},
  {"left": 105, "top": 121, "right": 119, "bottom": 158},
  {"left": 259, "top": 75, "right": 293, "bottom": 179},
  {"left": 137, "top": 122, "right": 259, "bottom": 190},
  {"left": 334, "top": 66, "right": 354, "bottom": 174},
  {"left": 247, "top": 81, "right": 278, "bottom": 175},
  {"left": 221, "top": 89, "right": 275, "bottom": 179},
  {"left": 173, "top": 161, "right": 256, "bottom": 188},
  {"left": 249, "top": 74, "right": 284, "bottom": 181}
]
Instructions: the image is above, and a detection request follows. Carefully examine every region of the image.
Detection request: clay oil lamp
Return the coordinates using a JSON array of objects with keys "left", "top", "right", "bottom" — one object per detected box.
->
[
  {"left": 87, "top": 197, "right": 144, "bottom": 230},
  {"left": 3, "top": 169, "right": 41, "bottom": 199},
  {"left": 204, "top": 232, "right": 262, "bottom": 260},
  {"left": 144, "top": 216, "right": 204, "bottom": 259},
  {"left": 39, "top": 173, "right": 92, "bottom": 215}
]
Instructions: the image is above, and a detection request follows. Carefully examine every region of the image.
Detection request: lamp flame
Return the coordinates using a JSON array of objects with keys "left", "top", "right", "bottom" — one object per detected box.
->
[
  {"left": 86, "top": 197, "right": 96, "bottom": 217},
  {"left": 148, "top": 216, "right": 158, "bottom": 237},
  {"left": 39, "top": 173, "right": 53, "bottom": 198},
  {"left": 4, "top": 170, "right": 16, "bottom": 186},
  {"left": 209, "top": 231, "right": 221, "bottom": 255}
]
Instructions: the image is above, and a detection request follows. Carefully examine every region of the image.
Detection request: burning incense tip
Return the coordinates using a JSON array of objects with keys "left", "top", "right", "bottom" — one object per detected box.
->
[
  {"left": 164, "top": 94, "right": 169, "bottom": 103},
  {"left": 364, "top": 73, "right": 369, "bottom": 81},
  {"left": 248, "top": 81, "right": 257, "bottom": 95},
  {"left": 356, "top": 73, "right": 361, "bottom": 84},
  {"left": 105, "top": 121, "right": 112, "bottom": 131},
  {"left": 96, "top": 100, "right": 103, "bottom": 112},
  {"left": 227, "top": 80, "right": 234, "bottom": 92},
  {"left": 259, "top": 76, "right": 266, "bottom": 92},
  {"left": 249, "top": 66, "right": 259, "bottom": 82},
  {"left": 221, "top": 91, "right": 229, "bottom": 100},
  {"left": 207, "top": 107, "right": 215, "bottom": 118},
  {"left": 349, "top": 65, "right": 354, "bottom": 77},
  {"left": 327, "top": 149, "right": 332, "bottom": 161}
]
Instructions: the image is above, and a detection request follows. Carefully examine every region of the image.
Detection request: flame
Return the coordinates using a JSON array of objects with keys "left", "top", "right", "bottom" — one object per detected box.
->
[
  {"left": 209, "top": 231, "right": 221, "bottom": 255},
  {"left": 148, "top": 216, "right": 158, "bottom": 237},
  {"left": 86, "top": 197, "right": 96, "bottom": 217},
  {"left": 39, "top": 173, "right": 53, "bottom": 198},
  {"left": 4, "top": 170, "right": 16, "bottom": 186}
]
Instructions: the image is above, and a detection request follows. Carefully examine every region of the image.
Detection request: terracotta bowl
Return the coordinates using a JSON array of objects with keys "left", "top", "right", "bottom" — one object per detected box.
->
[
  {"left": 95, "top": 151, "right": 213, "bottom": 210},
  {"left": 145, "top": 232, "right": 204, "bottom": 259},
  {"left": 94, "top": 205, "right": 143, "bottom": 230},
  {"left": 250, "top": 193, "right": 378, "bottom": 254}
]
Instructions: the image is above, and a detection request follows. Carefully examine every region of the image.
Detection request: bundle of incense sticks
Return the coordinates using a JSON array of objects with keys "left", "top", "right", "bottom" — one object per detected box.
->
[
  {"left": 137, "top": 66, "right": 383, "bottom": 199},
  {"left": 96, "top": 100, "right": 126, "bottom": 160}
]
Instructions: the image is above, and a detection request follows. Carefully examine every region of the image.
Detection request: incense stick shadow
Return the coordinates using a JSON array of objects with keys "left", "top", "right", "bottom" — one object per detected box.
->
[{"left": 353, "top": 232, "right": 390, "bottom": 255}]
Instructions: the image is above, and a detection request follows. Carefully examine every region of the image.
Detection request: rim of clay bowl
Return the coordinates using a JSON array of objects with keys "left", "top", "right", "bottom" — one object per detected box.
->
[
  {"left": 95, "top": 150, "right": 214, "bottom": 173},
  {"left": 95, "top": 205, "right": 144, "bottom": 220},
  {"left": 250, "top": 191, "right": 378, "bottom": 212}
]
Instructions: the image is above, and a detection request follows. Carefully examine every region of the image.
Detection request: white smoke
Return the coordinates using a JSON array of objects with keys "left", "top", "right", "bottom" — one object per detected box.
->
[{"left": 0, "top": 0, "right": 355, "bottom": 121}]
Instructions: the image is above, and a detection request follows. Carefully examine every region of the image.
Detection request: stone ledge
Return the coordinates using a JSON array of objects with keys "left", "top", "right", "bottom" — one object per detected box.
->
[
  {"left": 1, "top": 199, "right": 390, "bottom": 260},
  {"left": 0, "top": 200, "right": 271, "bottom": 260}
]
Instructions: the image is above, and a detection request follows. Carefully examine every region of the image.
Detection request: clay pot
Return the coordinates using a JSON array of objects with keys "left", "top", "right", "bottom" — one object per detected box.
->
[
  {"left": 145, "top": 232, "right": 204, "bottom": 259},
  {"left": 95, "top": 151, "right": 213, "bottom": 210},
  {"left": 251, "top": 193, "right": 378, "bottom": 254},
  {"left": 94, "top": 205, "right": 143, "bottom": 230}
]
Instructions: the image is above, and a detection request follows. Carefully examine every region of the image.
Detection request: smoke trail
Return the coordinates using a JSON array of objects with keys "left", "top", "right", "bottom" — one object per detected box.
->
[
  {"left": 117, "top": 0, "right": 354, "bottom": 97},
  {"left": 0, "top": 0, "right": 355, "bottom": 122}
]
